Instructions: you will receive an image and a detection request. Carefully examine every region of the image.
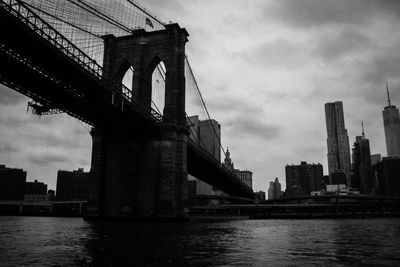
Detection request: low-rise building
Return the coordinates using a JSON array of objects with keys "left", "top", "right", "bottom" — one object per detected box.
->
[
  {"left": 25, "top": 180, "right": 47, "bottom": 195},
  {"left": 255, "top": 191, "right": 266, "bottom": 200},
  {"left": 24, "top": 179, "right": 49, "bottom": 201},
  {"left": 372, "top": 157, "right": 400, "bottom": 197},
  {"left": 56, "top": 168, "right": 89, "bottom": 200},
  {"left": 370, "top": 154, "right": 382, "bottom": 166},
  {"left": 285, "top": 161, "right": 323, "bottom": 197}
]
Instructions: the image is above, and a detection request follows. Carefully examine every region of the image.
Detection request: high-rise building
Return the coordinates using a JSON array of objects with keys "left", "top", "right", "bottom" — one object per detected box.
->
[
  {"left": 223, "top": 147, "right": 234, "bottom": 171},
  {"left": 372, "top": 157, "right": 400, "bottom": 197},
  {"left": 223, "top": 147, "right": 253, "bottom": 189},
  {"left": 267, "top": 178, "right": 282, "bottom": 199},
  {"left": 383, "top": 83, "right": 400, "bottom": 158},
  {"left": 235, "top": 170, "right": 253, "bottom": 189},
  {"left": 56, "top": 168, "right": 88, "bottom": 200},
  {"left": 0, "top": 164, "right": 26, "bottom": 200},
  {"left": 187, "top": 115, "right": 221, "bottom": 196},
  {"left": 285, "top": 162, "right": 324, "bottom": 197},
  {"left": 222, "top": 148, "right": 253, "bottom": 189},
  {"left": 370, "top": 154, "right": 382, "bottom": 166},
  {"left": 322, "top": 175, "right": 330, "bottom": 188},
  {"left": 199, "top": 119, "right": 221, "bottom": 161},
  {"left": 351, "top": 123, "right": 373, "bottom": 194},
  {"left": 325, "top": 101, "right": 352, "bottom": 186},
  {"left": 188, "top": 115, "right": 221, "bottom": 161},
  {"left": 331, "top": 170, "right": 347, "bottom": 185}
]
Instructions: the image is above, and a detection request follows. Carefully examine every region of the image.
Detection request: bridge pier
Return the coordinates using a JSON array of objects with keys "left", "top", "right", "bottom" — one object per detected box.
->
[
  {"left": 86, "top": 126, "right": 188, "bottom": 220},
  {"left": 157, "top": 127, "right": 188, "bottom": 218},
  {"left": 84, "top": 23, "right": 189, "bottom": 220}
]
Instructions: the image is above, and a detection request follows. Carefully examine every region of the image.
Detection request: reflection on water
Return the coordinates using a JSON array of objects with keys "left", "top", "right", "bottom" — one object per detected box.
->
[{"left": 0, "top": 216, "right": 400, "bottom": 266}]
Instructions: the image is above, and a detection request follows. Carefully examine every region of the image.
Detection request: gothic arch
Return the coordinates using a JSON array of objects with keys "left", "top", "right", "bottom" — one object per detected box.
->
[{"left": 102, "top": 24, "right": 188, "bottom": 124}]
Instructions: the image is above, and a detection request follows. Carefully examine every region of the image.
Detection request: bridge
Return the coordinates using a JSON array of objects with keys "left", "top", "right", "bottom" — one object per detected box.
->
[{"left": 0, "top": 0, "right": 254, "bottom": 219}]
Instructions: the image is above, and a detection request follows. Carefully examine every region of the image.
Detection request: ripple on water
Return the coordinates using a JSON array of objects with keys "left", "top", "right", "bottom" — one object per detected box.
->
[{"left": 0, "top": 217, "right": 400, "bottom": 266}]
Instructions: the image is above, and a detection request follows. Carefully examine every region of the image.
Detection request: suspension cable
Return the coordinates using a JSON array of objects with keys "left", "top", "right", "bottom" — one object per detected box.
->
[
  {"left": 155, "top": 63, "right": 209, "bottom": 150},
  {"left": 23, "top": 2, "right": 102, "bottom": 39},
  {"left": 66, "top": 0, "right": 131, "bottom": 34},
  {"left": 126, "top": 0, "right": 166, "bottom": 27},
  {"left": 185, "top": 55, "right": 227, "bottom": 157}
]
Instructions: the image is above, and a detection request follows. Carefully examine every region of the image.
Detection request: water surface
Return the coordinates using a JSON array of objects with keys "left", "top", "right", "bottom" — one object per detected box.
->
[{"left": 0, "top": 216, "right": 399, "bottom": 266}]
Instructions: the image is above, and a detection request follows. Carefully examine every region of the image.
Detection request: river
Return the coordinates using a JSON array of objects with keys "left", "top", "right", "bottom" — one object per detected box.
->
[{"left": 0, "top": 216, "right": 399, "bottom": 266}]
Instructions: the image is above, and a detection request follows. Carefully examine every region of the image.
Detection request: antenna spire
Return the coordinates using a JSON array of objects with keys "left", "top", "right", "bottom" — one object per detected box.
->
[
  {"left": 361, "top": 121, "right": 365, "bottom": 139},
  {"left": 386, "top": 82, "right": 391, "bottom": 107}
]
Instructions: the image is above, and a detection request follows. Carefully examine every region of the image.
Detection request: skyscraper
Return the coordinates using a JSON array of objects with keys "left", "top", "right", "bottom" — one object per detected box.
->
[
  {"left": 383, "top": 83, "right": 400, "bottom": 158},
  {"left": 188, "top": 115, "right": 221, "bottom": 161},
  {"left": 267, "top": 177, "right": 282, "bottom": 200},
  {"left": 351, "top": 122, "right": 373, "bottom": 194},
  {"left": 187, "top": 115, "right": 221, "bottom": 196},
  {"left": 325, "top": 101, "right": 352, "bottom": 186}
]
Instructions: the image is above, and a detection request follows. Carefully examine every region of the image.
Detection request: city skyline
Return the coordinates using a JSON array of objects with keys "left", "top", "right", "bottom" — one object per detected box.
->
[{"left": 1, "top": 0, "right": 400, "bottom": 192}]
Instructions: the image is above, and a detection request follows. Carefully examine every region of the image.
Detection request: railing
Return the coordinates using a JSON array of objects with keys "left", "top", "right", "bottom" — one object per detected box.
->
[
  {"left": 0, "top": 0, "right": 163, "bottom": 124},
  {"left": 0, "top": 0, "right": 103, "bottom": 77}
]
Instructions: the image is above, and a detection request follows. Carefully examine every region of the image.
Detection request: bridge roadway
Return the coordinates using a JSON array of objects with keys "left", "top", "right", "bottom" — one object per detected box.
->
[{"left": 0, "top": 0, "right": 254, "bottom": 199}]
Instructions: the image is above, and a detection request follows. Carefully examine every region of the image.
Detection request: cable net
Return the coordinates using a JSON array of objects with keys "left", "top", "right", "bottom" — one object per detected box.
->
[{"left": 21, "top": 0, "right": 165, "bottom": 66}]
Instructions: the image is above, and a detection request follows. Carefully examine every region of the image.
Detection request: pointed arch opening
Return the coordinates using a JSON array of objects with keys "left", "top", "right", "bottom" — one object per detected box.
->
[
  {"left": 151, "top": 61, "right": 166, "bottom": 115},
  {"left": 121, "top": 65, "right": 134, "bottom": 98}
]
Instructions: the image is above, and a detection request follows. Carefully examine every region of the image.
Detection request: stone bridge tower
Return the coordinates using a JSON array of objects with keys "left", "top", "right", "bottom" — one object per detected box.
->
[{"left": 86, "top": 24, "right": 189, "bottom": 220}]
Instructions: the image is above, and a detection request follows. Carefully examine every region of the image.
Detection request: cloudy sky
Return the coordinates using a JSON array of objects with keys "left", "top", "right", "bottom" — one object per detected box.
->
[{"left": 1, "top": 0, "right": 400, "bottom": 192}]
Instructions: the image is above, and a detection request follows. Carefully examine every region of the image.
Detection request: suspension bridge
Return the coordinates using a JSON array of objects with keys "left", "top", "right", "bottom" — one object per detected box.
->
[{"left": 0, "top": 0, "right": 254, "bottom": 219}]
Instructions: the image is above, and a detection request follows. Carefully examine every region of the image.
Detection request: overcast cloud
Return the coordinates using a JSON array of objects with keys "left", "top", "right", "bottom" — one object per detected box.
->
[{"left": 1, "top": 0, "right": 399, "bottom": 192}]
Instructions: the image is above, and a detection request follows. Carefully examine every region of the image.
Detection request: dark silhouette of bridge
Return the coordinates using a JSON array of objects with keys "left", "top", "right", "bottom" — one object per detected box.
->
[{"left": 0, "top": 0, "right": 254, "bottom": 219}]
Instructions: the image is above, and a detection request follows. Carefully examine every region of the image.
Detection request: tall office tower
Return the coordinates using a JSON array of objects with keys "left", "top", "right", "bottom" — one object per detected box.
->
[
  {"left": 325, "top": 101, "right": 352, "bottom": 187},
  {"left": 351, "top": 122, "right": 373, "bottom": 194},
  {"left": 188, "top": 115, "right": 221, "bottom": 161},
  {"left": 267, "top": 177, "right": 282, "bottom": 200},
  {"left": 187, "top": 115, "right": 221, "bottom": 196},
  {"left": 383, "top": 83, "right": 400, "bottom": 157},
  {"left": 285, "top": 162, "right": 323, "bottom": 196},
  {"left": 198, "top": 119, "right": 221, "bottom": 162}
]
